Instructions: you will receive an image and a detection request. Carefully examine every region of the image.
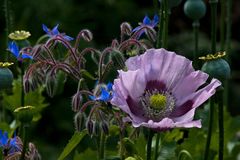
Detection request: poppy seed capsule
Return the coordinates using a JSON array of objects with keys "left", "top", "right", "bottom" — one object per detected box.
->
[
  {"left": 14, "top": 106, "right": 35, "bottom": 123},
  {"left": 0, "top": 67, "right": 13, "bottom": 90},
  {"left": 201, "top": 58, "right": 230, "bottom": 82},
  {"left": 184, "top": 0, "right": 206, "bottom": 20}
]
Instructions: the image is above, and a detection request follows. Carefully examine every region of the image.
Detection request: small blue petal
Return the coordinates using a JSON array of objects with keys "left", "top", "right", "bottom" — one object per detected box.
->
[
  {"left": 89, "top": 95, "right": 96, "bottom": 100},
  {"left": 8, "top": 41, "right": 19, "bottom": 58},
  {"left": 98, "top": 88, "right": 111, "bottom": 101},
  {"left": 107, "top": 82, "right": 113, "bottom": 91},
  {"left": 132, "top": 26, "right": 142, "bottom": 32},
  {"left": 42, "top": 24, "right": 49, "bottom": 34},
  {"left": 152, "top": 14, "right": 159, "bottom": 26},
  {"left": 52, "top": 24, "right": 60, "bottom": 35},
  {"left": 21, "top": 54, "right": 33, "bottom": 59},
  {"left": 63, "top": 35, "right": 74, "bottom": 41},
  {"left": 143, "top": 15, "right": 151, "bottom": 25}
]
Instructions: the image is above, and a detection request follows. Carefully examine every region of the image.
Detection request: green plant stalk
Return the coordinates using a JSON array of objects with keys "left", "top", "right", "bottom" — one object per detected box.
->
[
  {"left": 157, "top": 3, "right": 164, "bottom": 48},
  {"left": 0, "top": 92, "right": 4, "bottom": 122},
  {"left": 193, "top": 20, "right": 200, "bottom": 68},
  {"left": 154, "top": 133, "right": 160, "bottom": 160},
  {"left": 204, "top": 97, "right": 215, "bottom": 160},
  {"left": 20, "top": 62, "right": 25, "bottom": 107},
  {"left": 162, "top": 0, "right": 169, "bottom": 48},
  {"left": 146, "top": 130, "right": 154, "bottom": 160},
  {"left": 217, "top": 89, "right": 224, "bottom": 160},
  {"left": 99, "top": 131, "right": 106, "bottom": 160},
  {"left": 20, "top": 124, "right": 28, "bottom": 160},
  {"left": 4, "top": 0, "right": 13, "bottom": 61},
  {"left": 220, "top": 0, "right": 226, "bottom": 51}
]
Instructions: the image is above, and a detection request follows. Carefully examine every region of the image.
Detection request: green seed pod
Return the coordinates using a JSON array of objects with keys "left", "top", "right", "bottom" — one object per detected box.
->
[
  {"left": 184, "top": 0, "right": 206, "bottom": 20},
  {"left": 14, "top": 106, "right": 35, "bottom": 123},
  {"left": 125, "top": 157, "right": 137, "bottom": 160},
  {"left": 201, "top": 58, "right": 230, "bottom": 82},
  {"left": 0, "top": 63, "right": 14, "bottom": 90}
]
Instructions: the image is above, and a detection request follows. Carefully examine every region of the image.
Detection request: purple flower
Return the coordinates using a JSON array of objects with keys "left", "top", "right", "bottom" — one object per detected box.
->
[
  {"left": 132, "top": 14, "right": 159, "bottom": 38},
  {"left": 0, "top": 130, "right": 22, "bottom": 155},
  {"left": 42, "top": 24, "right": 74, "bottom": 41},
  {"left": 111, "top": 48, "right": 221, "bottom": 131},
  {"left": 8, "top": 41, "right": 33, "bottom": 60}
]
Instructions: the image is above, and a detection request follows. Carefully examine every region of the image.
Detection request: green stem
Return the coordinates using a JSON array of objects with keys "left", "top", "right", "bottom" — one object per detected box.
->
[
  {"left": 147, "top": 130, "right": 154, "bottom": 160},
  {"left": 20, "top": 62, "right": 25, "bottom": 106},
  {"left": 220, "top": 0, "right": 226, "bottom": 51},
  {"left": 0, "top": 92, "right": 4, "bottom": 122},
  {"left": 20, "top": 124, "right": 28, "bottom": 160},
  {"left": 157, "top": 3, "right": 164, "bottom": 48},
  {"left": 225, "top": 0, "right": 232, "bottom": 62},
  {"left": 154, "top": 133, "right": 160, "bottom": 160},
  {"left": 99, "top": 131, "right": 106, "bottom": 160},
  {"left": 218, "top": 89, "right": 224, "bottom": 160},
  {"left": 162, "top": 0, "right": 169, "bottom": 48},
  {"left": 204, "top": 97, "right": 215, "bottom": 160},
  {"left": 193, "top": 20, "right": 200, "bottom": 68},
  {"left": 210, "top": 0, "right": 218, "bottom": 54}
]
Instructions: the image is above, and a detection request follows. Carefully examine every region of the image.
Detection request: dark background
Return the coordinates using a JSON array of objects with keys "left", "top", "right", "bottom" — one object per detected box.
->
[{"left": 0, "top": 0, "right": 240, "bottom": 159}]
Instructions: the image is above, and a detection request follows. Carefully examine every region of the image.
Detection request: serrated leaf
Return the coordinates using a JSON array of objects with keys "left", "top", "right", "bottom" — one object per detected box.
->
[{"left": 58, "top": 130, "right": 87, "bottom": 160}]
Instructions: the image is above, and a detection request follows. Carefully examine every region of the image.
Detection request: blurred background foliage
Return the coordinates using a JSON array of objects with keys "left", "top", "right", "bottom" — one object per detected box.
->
[{"left": 0, "top": 0, "right": 240, "bottom": 159}]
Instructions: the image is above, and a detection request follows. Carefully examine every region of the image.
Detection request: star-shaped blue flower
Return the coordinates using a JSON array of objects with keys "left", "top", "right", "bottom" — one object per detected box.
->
[
  {"left": 89, "top": 82, "right": 113, "bottom": 102},
  {"left": 132, "top": 14, "right": 159, "bottom": 38},
  {"left": 8, "top": 41, "right": 33, "bottom": 60},
  {"left": 42, "top": 24, "right": 74, "bottom": 41},
  {"left": 0, "top": 130, "right": 22, "bottom": 155}
]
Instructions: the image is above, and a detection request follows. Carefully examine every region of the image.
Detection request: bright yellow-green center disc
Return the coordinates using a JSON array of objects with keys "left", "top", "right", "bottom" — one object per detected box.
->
[{"left": 149, "top": 94, "right": 167, "bottom": 110}]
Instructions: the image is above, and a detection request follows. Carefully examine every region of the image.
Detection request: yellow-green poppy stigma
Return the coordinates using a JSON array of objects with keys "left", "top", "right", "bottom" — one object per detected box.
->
[
  {"left": 14, "top": 106, "right": 35, "bottom": 123},
  {"left": 0, "top": 62, "right": 14, "bottom": 68},
  {"left": 149, "top": 94, "right": 167, "bottom": 110},
  {"left": 199, "top": 51, "right": 226, "bottom": 61},
  {"left": 8, "top": 30, "right": 31, "bottom": 40}
]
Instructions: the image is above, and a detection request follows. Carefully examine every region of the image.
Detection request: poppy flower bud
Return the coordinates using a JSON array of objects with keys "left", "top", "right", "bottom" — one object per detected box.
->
[
  {"left": 184, "top": 0, "right": 206, "bottom": 20},
  {"left": 0, "top": 63, "right": 14, "bottom": 90},
  {"left": 14, "top": 106, "right": 35, "bottom": 123},
  {"left": 200, "top": 52, "right": 230, "bottom": 82},
  {"left": 110, "top": 50, "right": 125, "bottom": 69}
]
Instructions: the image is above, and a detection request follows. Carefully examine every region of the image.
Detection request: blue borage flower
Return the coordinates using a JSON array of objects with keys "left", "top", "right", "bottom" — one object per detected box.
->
[
  {"left": 42, "top": 24, "right": 74, "bottom": 41},
  {"left": 89, "top": 82, "right": 113, "bottom": 102},
  {"left": 0, "top": 130, "right": 22, "bottom": 155},
  {"left": 132, "top": 14, "right": 159, "bottom": 38},
  {"left": 8, "top": 41, "right": 33, "bottom": 60}
]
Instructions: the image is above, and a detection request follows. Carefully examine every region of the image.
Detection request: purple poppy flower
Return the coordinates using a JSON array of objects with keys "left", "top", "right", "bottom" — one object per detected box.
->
[
  {"left": 42, "top": 24, "right": 74, "bottom": 41},
  {"left": 111, "top": 48, "right": 221, "bottom": 131},
  {"left": 8, "top": 41, "right": 33, "bottom": 61},
  {"left": 132, "top": 14, "right": 159, "bottom": 38}
]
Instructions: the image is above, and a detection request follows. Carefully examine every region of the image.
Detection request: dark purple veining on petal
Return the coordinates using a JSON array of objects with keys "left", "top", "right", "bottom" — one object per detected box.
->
[
  {"left": 126, "top": 96, "right": 145, "bottom": 118},
  {"left": 145, "top": 80, "right": 166, "bottom": 92},
  {"left": 170, "top": 100, "right": 194, "bottom": 117}
]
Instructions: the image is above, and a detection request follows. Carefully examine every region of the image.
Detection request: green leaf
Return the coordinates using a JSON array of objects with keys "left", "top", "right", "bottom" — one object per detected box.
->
[
  {"left": 73, "top": 149, "right": 98, "bottom": 160},
  {"left": 80, "top": 69, "right": 96, "bottom": 80},
  {"left": 58, "top": 130, "right": 87, "bottom": 160}
]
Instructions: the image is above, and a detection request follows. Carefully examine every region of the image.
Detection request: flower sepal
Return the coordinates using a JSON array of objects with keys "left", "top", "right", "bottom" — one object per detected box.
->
[{"left": 14, "top": 106, "right": 36, "bottom": 123}]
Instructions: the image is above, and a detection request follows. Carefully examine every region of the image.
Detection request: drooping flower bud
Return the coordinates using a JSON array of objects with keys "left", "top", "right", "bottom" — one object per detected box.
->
[
  {"left": 110, "top": 50, "right": 125, "bottom": 69},
  {"left": 80, "top": 29, "right": 93, "bottom": 42},
  {"left": 86, "top": 119, "right": 94, "bottom": 136},
  {"left": 25, "top": 142, "right": 41, "bottom": 160},
  {"left": 200, "top": 52, "right": 231, "bottom": 82},
  {"left": 71, "top": 92, "right": 83, "bottom": 112},
  {"left": 0, "top": 62, "right": 14, "bottom": 90},
  {"left": 74, "top": 112, "right": 86, "bottom": 132},
  {"left": 45, "top": 74, "right": 56, "bottom": 98},
  {"left": 184, "top": 0, "right": 206, "bottom": 20},
  {"left": 101, "top": 121, "right": 109, "bottom": 135},
  {"left": 120, "top": 22, "right": 132, "bottom": 36},
  {"left": 14, "top": 106, "right": 35, "bottom": 123}
]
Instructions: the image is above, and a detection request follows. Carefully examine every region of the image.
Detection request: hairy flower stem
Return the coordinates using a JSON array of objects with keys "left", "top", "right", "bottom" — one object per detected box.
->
[
  {"left": 217, "top": 89, "right": 224, "bottom": 160},
  {"left": 156, "top": 3, "right": 164, "bottom": 48},
  {"left": 99, "top": 131, "right": 106, "bottom": 160},
  {"left": 154, "top": 133, "right": 160, "bottom": 160},
  {"left": 193, "top": 21, "right": 200, "bottom": 69},
  {"left": 204, "top": 97, "right": 215, "bottom": 160},
  {"left": 147, "top": 130, "right": 154, "bottom": 160}
]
